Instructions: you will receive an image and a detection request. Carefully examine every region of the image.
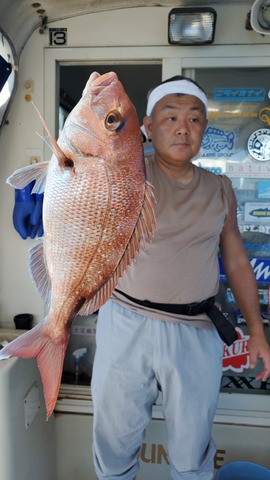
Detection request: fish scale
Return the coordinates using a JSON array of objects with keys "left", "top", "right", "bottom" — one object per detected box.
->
[{"left": 0, "top": 70, "right": 156, "bottom": 419}]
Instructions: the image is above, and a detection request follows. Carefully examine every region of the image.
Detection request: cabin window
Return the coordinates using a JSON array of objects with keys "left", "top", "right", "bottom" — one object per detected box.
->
[{"left": 59, "top": 63, "right": 162, "bottom": 135}]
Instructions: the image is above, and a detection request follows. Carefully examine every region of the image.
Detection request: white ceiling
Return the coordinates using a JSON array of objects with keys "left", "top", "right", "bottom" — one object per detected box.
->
[{"left": 0, "top": 0, "right": 254, "bottom": 57}]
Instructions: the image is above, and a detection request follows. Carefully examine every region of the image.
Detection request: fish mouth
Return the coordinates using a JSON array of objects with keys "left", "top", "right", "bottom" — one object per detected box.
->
[{"left": 89, "top": 71, "right": 119, "bottom": 96}]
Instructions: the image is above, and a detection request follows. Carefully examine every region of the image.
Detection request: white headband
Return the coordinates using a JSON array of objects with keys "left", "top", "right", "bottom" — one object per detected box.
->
[{"left": 146, "top": 80, "right": 208, "bottom": 118}]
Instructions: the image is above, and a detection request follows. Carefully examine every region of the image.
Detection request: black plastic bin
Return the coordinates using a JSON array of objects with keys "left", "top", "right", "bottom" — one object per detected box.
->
[{"left": 14, "top": 313, "right": 33, "bottom": 330}]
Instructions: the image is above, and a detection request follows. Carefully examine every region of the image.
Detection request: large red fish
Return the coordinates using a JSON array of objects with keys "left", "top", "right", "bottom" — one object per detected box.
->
[{"left": 0, "top": 71, "right": 156, "bottom": 419}]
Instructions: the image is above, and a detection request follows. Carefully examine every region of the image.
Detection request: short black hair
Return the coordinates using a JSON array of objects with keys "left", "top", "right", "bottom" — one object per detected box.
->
[{"left": 162, "top": 75, "right": 206, "bottom": 93}]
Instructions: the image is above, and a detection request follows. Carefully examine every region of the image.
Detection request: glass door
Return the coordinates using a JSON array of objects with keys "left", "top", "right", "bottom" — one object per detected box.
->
[
  {"left": 44, "top": 46, "right": 270, "bottom": 394},
  {"left": 190, "top": 67, "right": 270, "bottom": 395}
]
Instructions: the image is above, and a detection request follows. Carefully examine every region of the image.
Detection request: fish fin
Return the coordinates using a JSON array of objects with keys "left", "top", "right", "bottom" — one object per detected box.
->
[
  {"left": 0, "top": 318, "right": 70, "bottom": 420},
  {"left": 112, "top": 179, "right": 156, "bottom": 272},
  {"left": 77, "top": 301, "right": 95, "bottom": 317},
  {"left": 29, "top": 240, "right": 51, "bottom": 305},
  {"left": 78, "top": 275, "right": 115, "bottom": 316},
  {"left": 6, "top": 162, "right": 49, "bottom": 194},
  {"left": 137, "top": 180, "right": 157, "bottom": 242},
  {"left": 78, "top": 181, "right": 156, "bottom": 315},
  {"left": 32, "top": 103, "right": 74, "bottom": 170}
]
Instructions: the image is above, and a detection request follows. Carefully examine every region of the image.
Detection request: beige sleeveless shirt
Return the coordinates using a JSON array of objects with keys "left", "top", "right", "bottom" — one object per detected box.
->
[{"left": 112, "top": 157, "right": 232, "bottom": 329}]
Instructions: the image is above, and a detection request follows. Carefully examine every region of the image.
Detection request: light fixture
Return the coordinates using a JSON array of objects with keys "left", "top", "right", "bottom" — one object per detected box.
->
[
  {"left": 168, "top": 8, "right": 217, "bottom": 45},
  {"left": 250, "top": 0, "right": 270, "bottom": 34}
]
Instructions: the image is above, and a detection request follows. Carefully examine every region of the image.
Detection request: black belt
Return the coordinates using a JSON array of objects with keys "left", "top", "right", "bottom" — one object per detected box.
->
[{"left": 115, "top": 289, "right": 237, "bottom": 346}]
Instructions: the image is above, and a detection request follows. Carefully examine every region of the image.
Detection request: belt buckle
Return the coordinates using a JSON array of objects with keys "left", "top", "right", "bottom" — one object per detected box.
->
[
  {"left": 198, "top": 299, "right": 209, "bottom": 311},
  {"left": 185, "top": 304, "right": 196, "bottom": 315},
  {"left": 185, "top": 299, "right": 210, "bottom": 316}
]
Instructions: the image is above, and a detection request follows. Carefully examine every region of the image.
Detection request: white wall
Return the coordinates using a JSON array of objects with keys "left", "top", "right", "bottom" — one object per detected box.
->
[{"left": 0, "top": 4, "right": 270, "bottom": 328}]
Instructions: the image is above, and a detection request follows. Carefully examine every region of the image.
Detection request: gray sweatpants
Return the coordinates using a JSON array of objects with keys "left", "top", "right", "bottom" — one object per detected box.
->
[{"left": 91, "top": 300, "right": 223, "bottom": 480}]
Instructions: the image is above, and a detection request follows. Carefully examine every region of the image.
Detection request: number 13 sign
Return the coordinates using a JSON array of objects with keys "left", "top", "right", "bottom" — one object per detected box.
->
[{"left": 49, "top": 28, "right": 67, "bottom": 46}]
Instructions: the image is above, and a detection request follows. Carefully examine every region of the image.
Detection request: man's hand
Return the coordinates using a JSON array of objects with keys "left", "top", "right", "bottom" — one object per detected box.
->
[{"left": 249, "top": 332, "right": 270, "bottom": 382}]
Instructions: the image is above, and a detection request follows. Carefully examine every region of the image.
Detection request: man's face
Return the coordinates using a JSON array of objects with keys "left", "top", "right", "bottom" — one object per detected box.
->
[{"left": 143, "top": 93, "right": 207, "bottom": 168}]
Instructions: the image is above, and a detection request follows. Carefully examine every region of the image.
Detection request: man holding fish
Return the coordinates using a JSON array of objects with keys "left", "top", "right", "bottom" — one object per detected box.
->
[
  {"left": 91, "top": 76, "right": 270, "bottom": 480},
  {"left": 2, "top": 71, "right": 270, "bottom": 480}
]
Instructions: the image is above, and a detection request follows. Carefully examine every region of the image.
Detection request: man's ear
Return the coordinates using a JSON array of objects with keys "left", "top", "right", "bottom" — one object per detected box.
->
[{"left": 143, "top": 115, "right": 152, "bottom": 140}]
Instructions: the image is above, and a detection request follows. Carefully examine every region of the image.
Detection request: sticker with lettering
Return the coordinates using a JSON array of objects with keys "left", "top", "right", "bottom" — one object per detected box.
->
[
  {"left": 219, "top": 257, "right": 270, "bottom": 284},
  {"left": 214, "top": 87, "right": 265, "bottom": 102},
  {"left": 247, "top": 128, "right": 270, "bottom": 161},
  {"left": 71, "top": 325, "right": 96, "bottom": 336},
  {"left": 221, "top": 374, "right": 270, "bottom": 392},
  {"left": 239, "top": 224, "right": 270, "bottom": 234},
  {"left": 209, "top": 110, "right": 258, "bottom": 121},
  {"left": 222, "top": 327, "right": 249, "bottom": 373},
  {"left": 226, "top": 162, "right": 270, "bottom": 178},
  {"left": 244, "top": 202, "right": 270, "bottom": 223},
  {"left": 193, "top": 161, "right": 224, "bottom": 175},
  {"left": 250, "top": 258, "right": 270, "bottom": 283}
]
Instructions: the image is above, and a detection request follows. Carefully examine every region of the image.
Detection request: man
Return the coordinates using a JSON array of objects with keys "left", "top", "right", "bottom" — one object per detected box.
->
[{"left": 91, "top": 75, "right": 270, "bottom": 480}]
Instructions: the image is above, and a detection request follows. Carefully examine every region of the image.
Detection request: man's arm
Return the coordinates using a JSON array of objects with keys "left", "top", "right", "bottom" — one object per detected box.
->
[{"left": 219, "top": 187, "right": 270, "bottom": 381}]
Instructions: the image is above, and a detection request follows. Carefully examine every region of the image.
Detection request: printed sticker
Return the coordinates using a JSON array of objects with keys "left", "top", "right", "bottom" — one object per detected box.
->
[
  {"left": 222, "top": 327, "right": 250, "bottom": 373},
  {"left": 214, "top": 87, "right": 265, "bottom": 102},
  {"left": 247, "top": 128, "right": 270, "bottom": 161},
  {"left": 201, "top": 126, "right": 234, "bottom": 157},
  {"left": 244, "top": 202, "right": 270, "bottom": 223},
  {"left": 219, "top": 257, "right": 270, "bottom": 284},
  {"left": 226, "top": 162, "right": 270, "bottom": 178}
]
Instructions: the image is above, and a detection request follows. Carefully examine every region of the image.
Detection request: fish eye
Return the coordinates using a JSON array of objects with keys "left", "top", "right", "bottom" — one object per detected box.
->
[{"left": 105, "top": 110, "right": 123, "bottom": 131}]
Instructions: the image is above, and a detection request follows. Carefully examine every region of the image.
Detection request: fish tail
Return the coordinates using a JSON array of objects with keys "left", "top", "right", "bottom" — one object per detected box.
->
[{"left": 0, "top": 318, "right": 70, "bottom": 420}]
